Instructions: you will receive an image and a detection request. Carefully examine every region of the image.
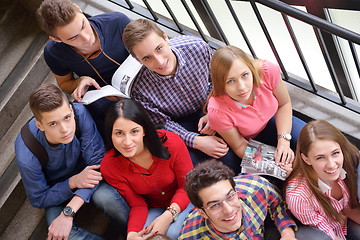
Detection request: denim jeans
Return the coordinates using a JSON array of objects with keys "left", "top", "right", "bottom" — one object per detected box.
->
[
  {"left": 143, "top": 203, "right": 194, "bottom": 239},
  {"left": 45, "top": 181, "right": 129, "bottom": 240},
  {"left": 176, "top": 110, "right": 242, "bottom": 174},
  {"left": 346, "top": 219, "right": 360, "bottom": 240},
  {"left": 264, "top": 215, "right": 331, "bottom": 240},
  {"left": 45, "top": 205, "right": 106, "bottom": 240},
  {"left": 254, "top": 116, "right": 306, "bottom": 151}
]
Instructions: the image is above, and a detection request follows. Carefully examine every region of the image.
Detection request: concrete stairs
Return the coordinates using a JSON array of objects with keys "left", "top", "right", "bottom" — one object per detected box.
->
[{"left": 0, "top": 1, "right": 119, "bottom": 239}]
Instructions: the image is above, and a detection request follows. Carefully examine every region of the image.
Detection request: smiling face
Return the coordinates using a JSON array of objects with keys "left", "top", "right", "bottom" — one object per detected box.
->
[
  {"left": 198, "top": 180, "right": 242, "bottom": 233},
  {"left": 224, "top": 58, "right": 254, "bottom": 105},
  {"left": 132, "top": 31, "right": 177, "bottom": 76},
  {"left": 50, "top": 12, "right": 97, "bottom": 51},
  {"left": 111, "top": 117, "right": 147, "bottom": 160},
  {"left": 35, "top": 101, "right": 76, "bottom": 146},
  {"left": 301, "top": 139, "right": 344, "bottom": 186}
]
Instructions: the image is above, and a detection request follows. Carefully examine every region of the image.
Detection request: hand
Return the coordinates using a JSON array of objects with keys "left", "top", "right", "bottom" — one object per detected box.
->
[
  {"left": 343, "top": 207, "right": 360, "bottom": 224},
  {"left": 281, "top": 163, "right": 293, "bottom": 178},
  {"left": 47, "top": 212, "right": 73, "bottom": 240},
  {"left": 274, "top": 139, "right": 294, "bottom": 165},
  {"left": 106, "top": 96, "right": 126, "bottom": 102},
  {"left": 127, "top": 228, "right": 156, "bottom": 240},
  {"left": 71, "top": 77, "right": 101, "bottom": 102},
  {"left": 147, "top": 210, "right": 173, "bottom": 235},
  {"left": 69, "top": 165, "right": 102, "bottom": 189},
  {"left": 198, "top": 115, "right": 216, "bottom": 136},
  {"left": 194, "top": 135, "right": 229, "bottom": 159},
  {"left": 280, "top": 227, "right": 297, "bottom": 240}
]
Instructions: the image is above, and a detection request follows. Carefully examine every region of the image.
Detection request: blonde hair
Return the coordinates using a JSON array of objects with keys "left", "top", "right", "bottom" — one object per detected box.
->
[
  {"left": 210, "top": 45, "right": 262, "bottom": 97},
  {"left": 286, "top": 120, "right": 360, "bottom": 223}
]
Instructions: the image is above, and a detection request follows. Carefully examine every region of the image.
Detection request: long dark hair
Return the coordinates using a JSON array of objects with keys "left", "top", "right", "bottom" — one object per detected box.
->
[{"left": 104, "top": 99, "right": 170, "bottom": 159}]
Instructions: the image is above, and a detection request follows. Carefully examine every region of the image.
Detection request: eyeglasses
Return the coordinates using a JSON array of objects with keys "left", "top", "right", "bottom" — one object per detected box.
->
[{"left": 202, "top": 191, "right": 239, "bottom": 214}]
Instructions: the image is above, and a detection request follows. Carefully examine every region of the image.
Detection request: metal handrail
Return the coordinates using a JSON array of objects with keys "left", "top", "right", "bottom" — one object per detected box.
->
[
  {"left": 106, "top": 0, "right": 360, "bottom": 113},
  {"left": 255, "top": 0, "right": 360, "bottom": 44}
]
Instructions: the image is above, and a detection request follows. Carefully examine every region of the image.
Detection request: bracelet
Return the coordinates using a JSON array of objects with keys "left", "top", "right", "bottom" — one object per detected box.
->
[{"left": 166, "top": 206, "right": 178, "bottom": 222}]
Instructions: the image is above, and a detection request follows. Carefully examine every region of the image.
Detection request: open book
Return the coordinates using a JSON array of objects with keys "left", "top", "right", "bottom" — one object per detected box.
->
[
  {"left": 81, "top": 55, "right": 143, "bottom": 105},
  {"left": 240, "top": 139, "right": 287, "bottom": 180}
]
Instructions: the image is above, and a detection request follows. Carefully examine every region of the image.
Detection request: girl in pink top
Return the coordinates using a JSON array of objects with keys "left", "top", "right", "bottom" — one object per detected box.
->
[
  {"left": 207, "top": 46, "right": 305, "bottom": 168},
  {"left": 285, "top": 120, "right": 360, "bottom": 240}
]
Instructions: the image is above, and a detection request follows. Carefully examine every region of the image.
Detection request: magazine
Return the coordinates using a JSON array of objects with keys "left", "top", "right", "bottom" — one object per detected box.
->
[
  {"left": 240, "top": 139, "right": 287, "bottom": 180},
  {"left": 81, "top": 55, "right": 143, "bottom": 105}
]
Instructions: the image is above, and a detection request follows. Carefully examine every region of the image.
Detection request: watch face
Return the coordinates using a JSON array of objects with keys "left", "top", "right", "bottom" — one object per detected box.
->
[
  {"left": 63, "top": 206, "right": 75, "bottom": 217},
  {"left": 285, "top": 134, "right": 292, "bottom": 140}
]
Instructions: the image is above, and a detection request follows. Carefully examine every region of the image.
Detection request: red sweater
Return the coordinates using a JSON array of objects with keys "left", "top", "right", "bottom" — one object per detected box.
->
[{"left": 101, "top": 130, "right": 193, "bottom": 233}]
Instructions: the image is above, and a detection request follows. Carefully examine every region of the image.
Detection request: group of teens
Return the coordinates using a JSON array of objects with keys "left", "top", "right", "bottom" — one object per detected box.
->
[{"left": 14, "top": 0, "right": 360, "bottom": 239}]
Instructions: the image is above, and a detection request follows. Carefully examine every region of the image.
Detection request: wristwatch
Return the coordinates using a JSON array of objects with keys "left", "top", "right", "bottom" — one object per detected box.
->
[
  {"left": 63, "top": 206, "right": 76, "bottom": 217},
  {"left": 166, "top": 206, "right": 178, "bottom": 222},
  {"left": 277, "top": 133, "right": 292, "bottom": 141}
]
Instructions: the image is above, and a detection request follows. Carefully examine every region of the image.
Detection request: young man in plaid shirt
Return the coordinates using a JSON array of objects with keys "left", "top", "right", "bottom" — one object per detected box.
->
[{"left": 179, "top": 160, "right": 297, "bottom": 240}]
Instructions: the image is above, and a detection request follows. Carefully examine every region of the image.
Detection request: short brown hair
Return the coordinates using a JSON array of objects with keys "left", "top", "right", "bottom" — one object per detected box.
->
[
  {"left": 122, "top": 19, "right": 165, "bottom": 57},
  {"left": 29, "top": 84, "right": 69, "bottom": 121},
  {"left": 210, "top": 45, "right": 262, "bottom": 97},
  {"left": 36, "top": 0, "right": 79, "bottom": 36},
  {"left": 185, "top": 159, "right": 235, "bottom": 208}
]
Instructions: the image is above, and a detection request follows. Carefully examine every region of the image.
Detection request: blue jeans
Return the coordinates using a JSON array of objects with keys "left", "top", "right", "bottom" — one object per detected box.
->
[
  {"left": 254, "top": 116, "right": 306, "bottom": 151},
  {"left": 45, "top": 205, "right": 105, "bottom": 240},
  {"left": 264, "top": 215, "right": 331, "bottom": 240},
  {"left": 176, "top": 110, "right": 242, "bottom": 174},
  {"left": 143, "top": 203, "right": 194, "bottom": 239},
  {"left": 45, "top": 181, "right": 129, "bottom": 240},
  {"left": 347, "top": 219, "right": 360, "bottom": 240}
]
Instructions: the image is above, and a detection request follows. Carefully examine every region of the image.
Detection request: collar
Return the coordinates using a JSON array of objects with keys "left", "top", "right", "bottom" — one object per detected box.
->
[
  {"left": 235, "top": 90, "right": 257, "bottom": 108},
  {"left": 318, "top": 168, "right": 347, "bottom": 193}
]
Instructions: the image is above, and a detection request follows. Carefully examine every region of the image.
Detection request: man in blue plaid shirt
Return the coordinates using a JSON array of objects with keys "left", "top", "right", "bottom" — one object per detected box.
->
[
  {"left": 179, "top": 160, "right": 297, "bottom": 240},
  {"left": 122, "top": 19, "right": 240, "bottom": 173}
]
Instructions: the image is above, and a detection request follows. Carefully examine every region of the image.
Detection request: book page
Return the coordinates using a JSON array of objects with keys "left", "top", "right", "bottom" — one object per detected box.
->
[
  {"left": 81, "top": 55, "right": 142, "bottom": 105},
  {"left": 240, "top": 139, "right": 287, "bottom": 180},
  {"left": 111, "top": 55, "right": 142, "bottom": 96},
  {"left": 81, "top": 85, "right": 128, "bottom": 105}
]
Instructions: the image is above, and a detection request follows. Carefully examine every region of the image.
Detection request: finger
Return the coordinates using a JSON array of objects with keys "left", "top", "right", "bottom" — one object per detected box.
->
[
  {"left": 92, "top": 80, "right": 101, "bottom": 90},
  {"left": 88, "top": 165, "right": 101, "bottom": 170}
]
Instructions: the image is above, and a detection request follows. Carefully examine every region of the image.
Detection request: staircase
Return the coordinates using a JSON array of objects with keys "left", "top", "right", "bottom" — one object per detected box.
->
[
  {"left": 0, "top": 1, "right": 118, "bottom": 239},
  {"left": 0, "top": 0, "right": 359, "bottom": 239}
]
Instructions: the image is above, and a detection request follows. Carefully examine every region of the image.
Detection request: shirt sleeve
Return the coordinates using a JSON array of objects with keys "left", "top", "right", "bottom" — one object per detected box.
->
[
  {"left": 101, "top": 153, "right": 148, "bottom": 233},
  {"left": 167, "top": 132, "right": 193, "bottom": 210},
  {"left": 286, "top": 192, "right": 337, "bottom": 239},
  {"left": 72, "top": 103, "right": 105, "bottom": 202},
  {"left": 261, "top": 61, "right": 281, "bottom": 90},
  {"left": 207, "top": 98, "right": 234, "bottom": 132},
  {"left": 261, "top": 177, "right": 297, "bottom": 232},
  {"left": 15, "top": 135, "right": 74, "bottom": 208}
]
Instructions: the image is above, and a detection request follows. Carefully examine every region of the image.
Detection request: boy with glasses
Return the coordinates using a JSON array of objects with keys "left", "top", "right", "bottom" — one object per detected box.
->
[{"left": 179, "top": 159, "right": 297, "bottom": 240}]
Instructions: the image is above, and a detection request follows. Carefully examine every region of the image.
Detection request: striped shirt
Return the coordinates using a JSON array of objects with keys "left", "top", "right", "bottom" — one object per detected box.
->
[
  {"left": 131, "top": 36, "right": 213, "bottom": 148},
  {"left": 286, "top": 174, "right": 350, "bottom": 240},
  {"left": 179, "top": 174, "right": 296, "bottom": 240}
]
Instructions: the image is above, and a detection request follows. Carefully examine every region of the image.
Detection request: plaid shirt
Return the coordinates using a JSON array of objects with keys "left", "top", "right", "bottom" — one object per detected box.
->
[
  {"left": 179, "top": 174, "right": 296, "bottom": 240},
  {"left": 131, "top": 36, "right": 213, "bottom": 148}
]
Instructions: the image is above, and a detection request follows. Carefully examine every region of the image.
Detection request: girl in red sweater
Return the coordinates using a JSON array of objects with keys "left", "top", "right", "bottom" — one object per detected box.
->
[{"left": 101, "top": 99, "right": 194, "bottom": 240}]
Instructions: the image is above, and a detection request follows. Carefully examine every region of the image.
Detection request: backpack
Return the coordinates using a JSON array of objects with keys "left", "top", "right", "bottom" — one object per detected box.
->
[{"left": 20, "top": 102, "right": 81, "bottom": 171}]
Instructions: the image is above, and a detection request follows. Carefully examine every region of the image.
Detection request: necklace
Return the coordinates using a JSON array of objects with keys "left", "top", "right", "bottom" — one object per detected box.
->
[{"left": 129, "top": 161, "right": 165, "bottom": 195}]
